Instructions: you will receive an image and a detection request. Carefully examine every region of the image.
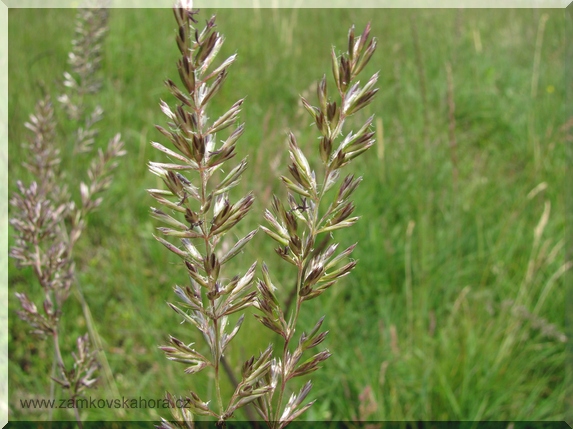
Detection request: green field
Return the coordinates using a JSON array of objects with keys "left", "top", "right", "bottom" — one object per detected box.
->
[{"left": 8, "top": 7, "right": 572, "bottom": 424}]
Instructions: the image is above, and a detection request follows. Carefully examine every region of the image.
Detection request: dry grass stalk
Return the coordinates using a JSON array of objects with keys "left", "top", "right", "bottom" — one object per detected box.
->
[
  {"left": 409, "top": 13, "right": 429, "bottom": 149},
  {"left": 521, "top": 200, "right": 551, "bottom": 296},
  {"left": 151, "top": 4, "right": 378, "bottom": 427},
  {"left": 531, "top": 13, "right": 549, "bottom": 99},
  {"left": 10, "top": 5, "right": 124, "bottom": 426},
  {"left": 445, "top": 62, "right": 459, "bottom": 193},
  {"left": 404, "top": 220, "right": 415, "bottom": 342},
  {"left": 502, "top": 300, "right": 567, "bottom": 343}
]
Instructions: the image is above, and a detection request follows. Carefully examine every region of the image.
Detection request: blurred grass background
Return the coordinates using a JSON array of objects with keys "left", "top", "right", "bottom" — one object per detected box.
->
[{"left": 8, "top": 7, "right": 572, "bottom": 424}]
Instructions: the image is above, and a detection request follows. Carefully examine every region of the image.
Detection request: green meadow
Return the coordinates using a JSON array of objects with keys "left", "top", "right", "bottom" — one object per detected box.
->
[{"left": 8, "top": 7, "right": 572, "bottom": 424}]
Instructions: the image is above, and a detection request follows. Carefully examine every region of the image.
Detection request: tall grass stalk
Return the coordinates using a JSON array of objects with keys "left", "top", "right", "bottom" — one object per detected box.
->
[
  {"left": 530, "top": 13, "right": 550, "bottom": 174},
  {"left": 409, "top": 13, "right": 429, "bottom": 150}
]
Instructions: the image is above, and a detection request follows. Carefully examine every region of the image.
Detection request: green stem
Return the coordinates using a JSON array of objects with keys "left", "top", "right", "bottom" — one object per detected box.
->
[
  {"left": 200, "top": 153, "right": 224, "bottom": 417},
  {"left": 72, "top": 284, "right": 121, "bottom": 412},
  {"left": 52, "top": 328, "right": 65, "bottom": 372},
  {"left": 49, "top": 351, "right": 57, "bottom": 421},
  {"left": 274, "top": 264, "right": 304, "bottom": 426},
  {"left": 213, "top": 317, "right": 224, "bottom": 415},
  {"left": 72, "top": 397, "right": 83, "bottom": 429},
  {"left": 51, "top": 328, "right": 67, "bottom": 422}
]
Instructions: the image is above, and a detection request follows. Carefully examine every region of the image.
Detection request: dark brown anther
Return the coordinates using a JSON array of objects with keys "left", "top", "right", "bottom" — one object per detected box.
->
[
  {"left": 199, "top": 32, "right": 217, "bottom": 63},
  {"left": 288, "top": 235, "right": 302, "bottom": 255},
  {"left": 242, "top": 356, "right": 255, "bottom": 377},
  {"left": 177, "top": 25, "right": 187, "bottom": 55},
  {"left": 275, "top": 245, "right": 289, "bottom": 257},
  {"left": 207, "top": 281, "right": 221, "bottom": 300},
  {"left": 203, "top": 252, "right": 220, "bottom": 279},
  {"left": 177, "top": 61, "right": 190, "bottom": 93},
  {"left": 192, "top": 134, "right": 205, "bottom": 162},
  {"left": 182, "top": 55, "right": 190, "bottom": 76},
  {"left": 185, "top": 260, "right": 197, "bottom": 274},
  {"left": 288, "top": 163, "right": 305, "bottom": 188},
  {"left": 285, "top": 211, "right": 298, "bottom": 236},
  {"left": 165, "top": 170, "right": 183, "bottom": 196},
  {"left": 185, "top": 208, "right": 199, "bottom": 226},
  {"left": 316, "top": 111, "right": 327, "bottom": 136},
  {"left": 305, "top": 266, "right": 325, "bottom": 287},
  {"left": 339, "top": 57, "right": 351, "bottom": 92},
  {"left": 348, "top": 25, "right": 355, "bottom": 62},
  {"left": 211, "top": 198, "right": 231, "bottom": 229},
  {"left": 332, "top": 202, "right": 355, "bottom": 224},
  {"left": 189, "top": 112, "right": 198, "bottom": 131},
  {"left": 189, "top": 10, "right": 198, "bottom": 23},
  {"left": 320, "top": 137, "right": 333, "bottom": 164},
  {"left": 172, "top": 131, "right": 193, "bottom": 158},
  {"left": 176, "top": 104, "right": 186, "bottom": 123},
  {"left": 327, "top": 101, "right": 337, "bottom": 123},
  {"left": 176, "top": 173, "right": 191, "bottom": 186},
  {"left": 166, "top": 79, "right": 192, "bottom": 106},
  {"left": 317, "top": 75, "right": 327, "bottom": 114}
]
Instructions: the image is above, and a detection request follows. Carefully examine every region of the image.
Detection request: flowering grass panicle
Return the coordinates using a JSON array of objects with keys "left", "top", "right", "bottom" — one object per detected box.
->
[
  {"left": 10, "top": 4, "right": 124, "bottom": 427},
  {"left": 253, "top": 22, "right": 378, "bottom": 429},
  {"left": 150, "top": 4, "right": 261, "bottom": 428}
]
